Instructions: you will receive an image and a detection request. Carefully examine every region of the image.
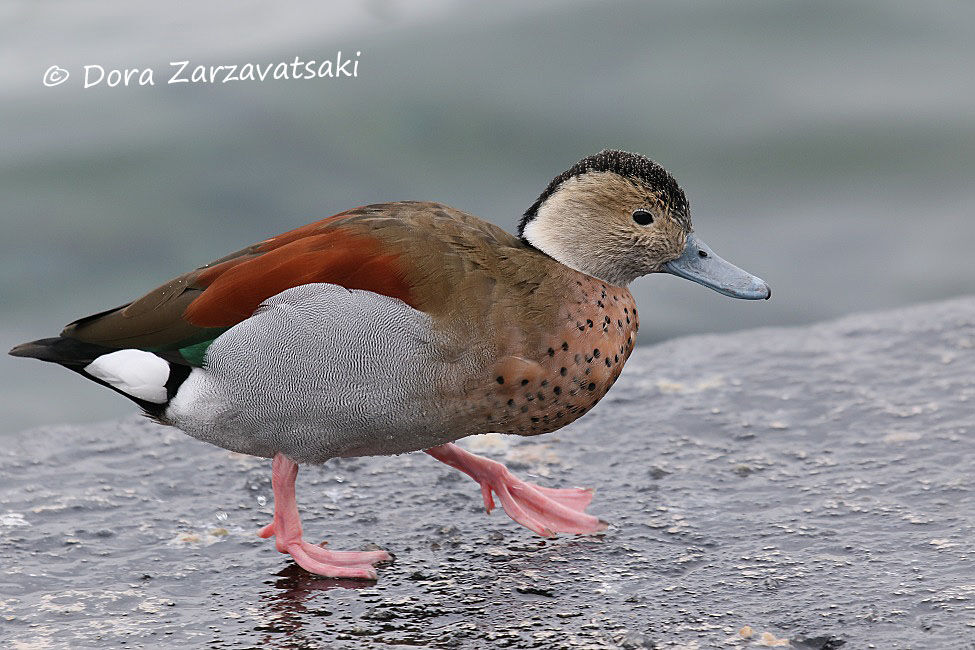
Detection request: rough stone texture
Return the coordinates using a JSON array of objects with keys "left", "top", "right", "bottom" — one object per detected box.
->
[{"left": 1, "top": 297, "right": 974, "bottom": 649}]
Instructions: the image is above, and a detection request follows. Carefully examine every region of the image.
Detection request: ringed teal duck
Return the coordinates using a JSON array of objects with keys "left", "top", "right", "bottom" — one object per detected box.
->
[{"left": 11, "top": 150, "right": 770, "bottom": 580}]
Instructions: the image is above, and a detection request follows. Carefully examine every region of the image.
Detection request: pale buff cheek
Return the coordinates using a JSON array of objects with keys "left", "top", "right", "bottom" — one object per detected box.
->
[
  {"left": 525, "top": 174, "right": 691, "bottom": 284},
  {"left": 633, "top": 225, "right": 682, "bottom": 263},
  {"left": 645, "top": 222, "right": 686, "bottom": 262}
]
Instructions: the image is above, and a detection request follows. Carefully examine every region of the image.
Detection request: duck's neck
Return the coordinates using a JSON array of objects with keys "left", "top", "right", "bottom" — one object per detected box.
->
[{"left": 521, "top": 217, "right": 638, "bottom": 287}]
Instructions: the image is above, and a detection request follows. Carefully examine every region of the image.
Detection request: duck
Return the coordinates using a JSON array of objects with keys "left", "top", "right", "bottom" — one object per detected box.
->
[{"left": 10, "top": 149, "right": 770, "bottom": 580}]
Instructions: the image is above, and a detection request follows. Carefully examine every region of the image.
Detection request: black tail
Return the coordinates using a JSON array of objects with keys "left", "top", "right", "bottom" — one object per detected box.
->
[
  {"left": 10, "top": 336, "right": 190, "bottom": 419},
  {"left": 10, "top": 336, "right": 114, "bottom": 366}
]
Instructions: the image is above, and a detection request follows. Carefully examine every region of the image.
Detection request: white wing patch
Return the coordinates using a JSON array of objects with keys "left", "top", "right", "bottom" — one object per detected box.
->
[{"left": 84, "top": 349, "right": 170, "bottom": 403}]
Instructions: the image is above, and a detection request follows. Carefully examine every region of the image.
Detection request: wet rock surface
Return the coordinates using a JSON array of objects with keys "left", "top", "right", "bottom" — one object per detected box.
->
[{"left": 2, "top": 297, "right": 974, "bottom": 649}]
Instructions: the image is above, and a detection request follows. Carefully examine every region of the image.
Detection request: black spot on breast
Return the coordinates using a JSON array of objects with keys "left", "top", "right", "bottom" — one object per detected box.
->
[
  {"left": 521, "top": 379, "right": 529, "bottom": 386},
  {"left": 547, "top": 347, "right": 555, "bottom": 357},
  {"left": 507, "top": 399, "right": 515, "bottom": 407},
  {"left": 496, "top": 376, "right": 504, "bottom": 384},
  {"left": 561, "top": 342, "right": 569, "bottom": 351},
  {"left": 553, "top": 386, "right": 562, "bottom": 395},
  {"left": 587, "top": 382, "right": 596, "bottom": 391},
  {"left": 593, "top": 348, "right": 600, "bottom": 358},
  {"left": 560, "top": 367, "right": 567, "bottom": 376}
]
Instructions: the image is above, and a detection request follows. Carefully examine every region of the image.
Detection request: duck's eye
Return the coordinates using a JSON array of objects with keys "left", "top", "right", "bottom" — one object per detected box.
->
[{"left": 632, "top": 210, "right": 654, "bottom": 226}]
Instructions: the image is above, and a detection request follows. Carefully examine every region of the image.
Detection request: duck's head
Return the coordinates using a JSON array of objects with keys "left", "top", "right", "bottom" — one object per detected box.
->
[{"left": 519, "top": 149, "right": 770, "bottom": 299}]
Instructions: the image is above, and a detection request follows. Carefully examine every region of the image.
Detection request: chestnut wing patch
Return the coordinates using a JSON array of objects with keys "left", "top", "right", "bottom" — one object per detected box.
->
[
  {"left": 183, "top": 228, "right": 414, "bottom": 328},
  {"left": 60, "top": 208, "right": 428, "bottom": 367}
]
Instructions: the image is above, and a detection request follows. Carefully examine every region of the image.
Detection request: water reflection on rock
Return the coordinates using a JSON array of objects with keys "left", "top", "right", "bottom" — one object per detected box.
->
[{"left": 1, "top": 298, "right": 973, "bottom": 648}]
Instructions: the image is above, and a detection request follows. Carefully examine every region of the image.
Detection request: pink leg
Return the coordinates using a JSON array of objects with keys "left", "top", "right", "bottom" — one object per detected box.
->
[
  {"left": 257, "top": 453, "right": 391, "bottom": 579},
  {"left": 425, "top": 443, "right": 608, "bottom": 537}
]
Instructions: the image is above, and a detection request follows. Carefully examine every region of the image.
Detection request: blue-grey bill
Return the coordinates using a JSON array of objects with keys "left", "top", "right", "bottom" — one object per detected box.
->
[{"left": 664, "top": 233, "right": 771, "bottom": 300}]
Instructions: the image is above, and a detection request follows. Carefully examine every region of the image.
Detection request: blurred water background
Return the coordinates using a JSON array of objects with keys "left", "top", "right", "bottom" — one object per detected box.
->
[{"left": 2, "top": 0, "right": 973, "bottom": 433}]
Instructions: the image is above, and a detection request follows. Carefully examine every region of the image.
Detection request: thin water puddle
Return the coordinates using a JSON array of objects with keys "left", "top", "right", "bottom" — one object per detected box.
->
[{"left": 1, "top": 298, "right": 973, "bottom": 648}]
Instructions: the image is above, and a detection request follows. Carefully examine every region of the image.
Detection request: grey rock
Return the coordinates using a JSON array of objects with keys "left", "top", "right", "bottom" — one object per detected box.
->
[{"left": 1, "top": 296, "right": 973, "bottom": 648}]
